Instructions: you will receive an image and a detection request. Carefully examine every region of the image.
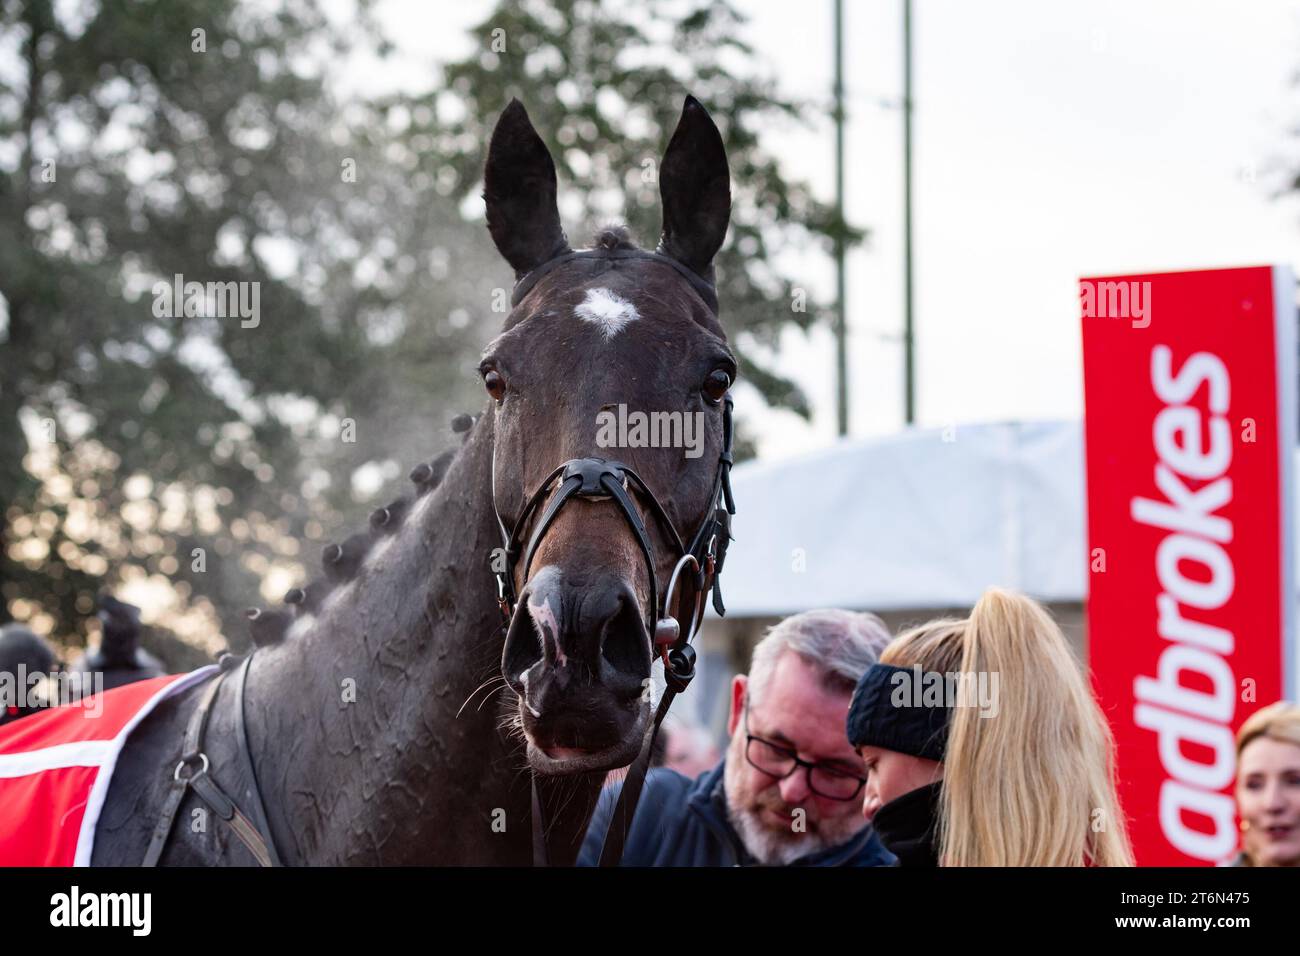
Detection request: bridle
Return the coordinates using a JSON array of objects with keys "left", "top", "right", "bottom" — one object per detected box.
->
[
  {"left": 494, "top": 246, "right": 736, "bottom": 866},
  {"left": 491, "top": 417, "right": 736, "bottom": 647}
]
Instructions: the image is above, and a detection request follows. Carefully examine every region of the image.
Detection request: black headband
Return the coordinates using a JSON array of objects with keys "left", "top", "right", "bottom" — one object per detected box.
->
[
  {"left": 846, "top": 663, "right": 951, "bottom": 763},
  {"left": 510, "top": 247, "right": 720, "bottom": 316}
]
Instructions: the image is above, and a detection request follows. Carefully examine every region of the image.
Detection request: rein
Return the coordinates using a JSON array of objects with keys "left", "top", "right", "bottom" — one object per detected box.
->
[{"left": 498, "top": 247, "right": 736, "bottom": 866}]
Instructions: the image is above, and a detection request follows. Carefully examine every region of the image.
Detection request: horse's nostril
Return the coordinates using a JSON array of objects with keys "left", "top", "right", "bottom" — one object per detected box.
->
[
  {"left": 502, "top": 600, "right": 544, "bottom": 688},
  {"left": 600, "top": 593, "right": 651, "bottom": 678}
]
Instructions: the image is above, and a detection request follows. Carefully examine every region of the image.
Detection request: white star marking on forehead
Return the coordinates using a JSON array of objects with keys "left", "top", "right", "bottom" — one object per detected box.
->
[{"left": 574, "top": 287, "right": 640, "bottom": 340}]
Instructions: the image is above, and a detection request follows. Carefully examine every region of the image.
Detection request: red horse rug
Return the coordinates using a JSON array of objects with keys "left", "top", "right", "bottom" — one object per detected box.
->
[{"left": 0, "top": 666, "right": 216, "bottom": 866}]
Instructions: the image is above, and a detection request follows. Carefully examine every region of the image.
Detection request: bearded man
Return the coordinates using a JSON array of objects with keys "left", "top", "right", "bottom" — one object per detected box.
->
[{"left": 577, "top": 609, "right": 896, "bottom": 867}]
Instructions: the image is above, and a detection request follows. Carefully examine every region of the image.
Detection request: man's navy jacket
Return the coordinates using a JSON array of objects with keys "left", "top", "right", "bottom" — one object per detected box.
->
[{"left": 576, "top": 759, "right": 897, "bottom": 866}]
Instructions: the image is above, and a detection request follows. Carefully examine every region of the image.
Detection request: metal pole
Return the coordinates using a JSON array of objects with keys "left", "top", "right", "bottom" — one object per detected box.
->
[
  {"left": 834, "top": 0, "right": 848, "bottom": 436},
  {"left": 903, "top": 0, "right": 915, "bottom": 425}
]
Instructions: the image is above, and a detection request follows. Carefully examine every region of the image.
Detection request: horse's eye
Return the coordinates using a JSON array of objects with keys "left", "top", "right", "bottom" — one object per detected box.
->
[
  {"left": 702, "top": 368, "right": 730, "bottom": 403},
  {"left": 483, "top": 368, "right": 507, "bottom": 403}
]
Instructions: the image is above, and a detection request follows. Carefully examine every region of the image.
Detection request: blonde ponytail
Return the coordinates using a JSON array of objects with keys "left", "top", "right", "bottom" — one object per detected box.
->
[{"left": 881, "top": 588, "right": 1134, "bottom": 866}]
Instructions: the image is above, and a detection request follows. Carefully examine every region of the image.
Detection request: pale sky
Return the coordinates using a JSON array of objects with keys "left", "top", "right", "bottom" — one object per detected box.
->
[{"left": 363, "top": 0, "right": 1300, "bottom": 461}]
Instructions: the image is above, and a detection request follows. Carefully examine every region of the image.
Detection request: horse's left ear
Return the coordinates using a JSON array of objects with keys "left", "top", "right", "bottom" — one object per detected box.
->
[{"left": 657, "top": 95, "right": 731, "bottom": 278}]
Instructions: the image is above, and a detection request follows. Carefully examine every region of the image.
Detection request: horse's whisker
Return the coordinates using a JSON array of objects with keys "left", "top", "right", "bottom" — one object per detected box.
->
[{"left": 456, "top": 674, "right": 508, "bottom": 719}]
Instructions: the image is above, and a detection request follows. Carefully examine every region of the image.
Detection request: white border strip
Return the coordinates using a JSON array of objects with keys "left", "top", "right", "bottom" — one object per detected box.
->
[
  {"left": 0, "top": 739, "right": 114, "bottom": 778},
  {"left": 73, "top": 665, "right": 219, "bottom": 866},
  {"left": 1273, "top": 266, "right": 1298, "bottom": 703}
]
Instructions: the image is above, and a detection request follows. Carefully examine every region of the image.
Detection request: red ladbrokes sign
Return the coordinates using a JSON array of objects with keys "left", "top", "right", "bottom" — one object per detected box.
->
[{"left": 1081, "top": 266, "right": 1297, "bottom": 865}]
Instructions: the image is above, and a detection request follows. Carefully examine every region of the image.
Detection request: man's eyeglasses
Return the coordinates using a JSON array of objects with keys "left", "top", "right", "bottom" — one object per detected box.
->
[{"left": 742, "top": 706, "right": 867, "bottom": 801}]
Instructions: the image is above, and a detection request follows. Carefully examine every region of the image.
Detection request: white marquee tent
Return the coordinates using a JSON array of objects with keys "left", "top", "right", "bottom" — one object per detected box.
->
[{"left": 707, "top": 419, "right": 1090, "bottom": 619}]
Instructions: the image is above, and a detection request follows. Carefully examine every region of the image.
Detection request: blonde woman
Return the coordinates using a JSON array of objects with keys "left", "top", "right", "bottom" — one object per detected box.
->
[
  {"left": 1227, "top": 701, "right": 1300, "bottom": 866},
  {"left": 845, "top": 587, "right": 1134, "bottom": 866}
]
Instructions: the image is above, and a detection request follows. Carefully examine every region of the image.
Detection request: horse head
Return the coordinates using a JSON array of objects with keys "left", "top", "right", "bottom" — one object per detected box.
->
[{"left": 481, "top": 96, "right": 736, "bottom": 776}]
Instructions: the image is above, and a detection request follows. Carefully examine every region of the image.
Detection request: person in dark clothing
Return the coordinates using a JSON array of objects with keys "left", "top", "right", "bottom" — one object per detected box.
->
[
  {"left": 579, "top": 756, "right": 893, "bottom": 866},
  {"left": 67, "top": 595, "right": 164, "bottom": 695},
  {"left": 846, "top": 588, "right": 1134, "bottom": 867},
  {"left": 579, "top": 608, "right": 896, "bottom": 867},
  {"left": 0, "top": 624, "right": 58, "bottom": 726},
  {"left": 867, "top": 780, "right": 942, "bottom": 867}
]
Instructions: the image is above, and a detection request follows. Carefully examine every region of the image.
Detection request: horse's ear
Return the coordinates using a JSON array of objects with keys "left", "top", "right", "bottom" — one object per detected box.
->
[
  {"left": 484, "top": 99, "right": 570, "bottom": 278},
  {"left": 657, "top": 95, "right": 731, "bottom": 277}
]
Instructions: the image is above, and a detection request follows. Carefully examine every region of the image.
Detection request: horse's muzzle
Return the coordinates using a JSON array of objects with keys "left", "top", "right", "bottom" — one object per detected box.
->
[{"left": 502, "top": 565, "right": 652, "bottom": 774}]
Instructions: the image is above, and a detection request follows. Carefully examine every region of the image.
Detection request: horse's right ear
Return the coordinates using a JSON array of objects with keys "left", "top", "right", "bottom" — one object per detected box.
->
[{"left": 483, "top": 99, "right": 570, "bottom": 278}]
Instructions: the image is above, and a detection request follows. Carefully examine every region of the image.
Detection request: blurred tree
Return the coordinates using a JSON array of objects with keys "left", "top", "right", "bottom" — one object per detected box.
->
[{"left": 0, "top": 0, "right": 493, "bottom": 650}]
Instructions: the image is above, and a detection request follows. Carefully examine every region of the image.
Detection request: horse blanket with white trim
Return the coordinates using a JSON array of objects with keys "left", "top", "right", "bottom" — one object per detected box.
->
[{"left": 0, "top": 666, "right": 217, "bottom": 866}]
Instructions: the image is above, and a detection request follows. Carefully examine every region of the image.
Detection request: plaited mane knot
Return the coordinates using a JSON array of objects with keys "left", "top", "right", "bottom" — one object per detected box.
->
[
  {"left": 593, "top": 225, "right": 636, "bottom": 251},
  {"left": 251, "top": 439, "right": 465, "bottom": 642},
  {"left": 245, "top": 607, "right": 290, "bottom": 646}
]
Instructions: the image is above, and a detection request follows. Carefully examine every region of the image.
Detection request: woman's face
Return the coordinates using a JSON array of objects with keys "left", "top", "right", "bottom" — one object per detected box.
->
[
  {"left": 857, "top": 744, "right": 943, "bottom": 823},
  {"left": 1236, "top": 736, "right": 1300, "bottom": 866}
]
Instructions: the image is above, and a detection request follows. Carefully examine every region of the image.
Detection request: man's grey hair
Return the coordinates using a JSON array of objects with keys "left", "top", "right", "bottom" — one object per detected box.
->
[{"left": 747, "top": 608, "right": 891, "bottom": 706}]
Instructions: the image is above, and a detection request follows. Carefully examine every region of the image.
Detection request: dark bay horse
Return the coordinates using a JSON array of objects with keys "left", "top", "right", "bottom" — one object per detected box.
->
[{"left": 87, "top": 95, "right": 736, "bottom": 865}]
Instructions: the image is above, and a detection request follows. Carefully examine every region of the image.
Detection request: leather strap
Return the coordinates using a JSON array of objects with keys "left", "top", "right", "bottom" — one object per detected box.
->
[
  {"left": 143, "top": 669, "right": 225, "bottom": 866},
  {"left": 188, "top": 771, "right": 276, "bottom": 867},
  {"left": 519, "top": 473, "right": 585, "bottom": 583},
  {"left": 596, "top": 470, "right": 662, "bottom": 632},
  {"left": 496, "top": 463, "right": 568, "bottom": 613},
  {"left": 620, "top": 466, "right": 687, "bottom": 555},
  {"left": 143, "top": 657, "right": 282, "bottom": 867},
  {"left": 597, "top": 642, "right": 697, "bottom": 866},
  {"left": 531, "top": 776, "right": 550, "bottom": 867},
  {"left": 234, "top": 653, "right": 283, "bottom": 866},
  {"left": 597, "top": 686, "right": 675, "bottom": 867},
  {"left": 142, "top": 776, "right": 189, "bottom": 867}
]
